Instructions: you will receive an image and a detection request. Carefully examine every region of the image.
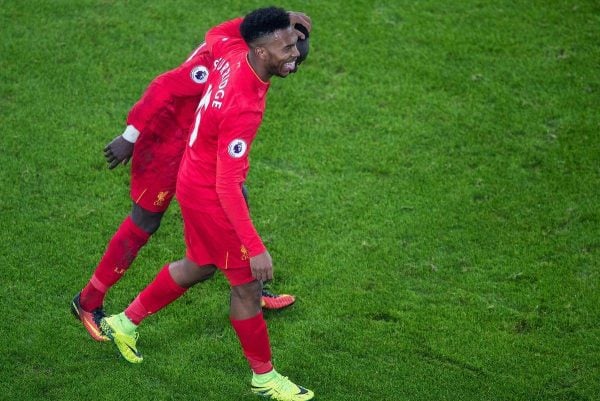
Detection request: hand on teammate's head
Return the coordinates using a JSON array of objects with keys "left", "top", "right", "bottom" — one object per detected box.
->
[{"left": 288, "top": 11, "right": 311, "bottom": 38}]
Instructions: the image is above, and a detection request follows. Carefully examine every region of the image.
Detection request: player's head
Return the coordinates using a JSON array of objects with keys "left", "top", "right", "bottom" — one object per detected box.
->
[
  {"left": 291, "top": 23, "right": 309, "bottom": 73},
  {"left": 241, "top": 6, "right": 300, "bottom": 79}
]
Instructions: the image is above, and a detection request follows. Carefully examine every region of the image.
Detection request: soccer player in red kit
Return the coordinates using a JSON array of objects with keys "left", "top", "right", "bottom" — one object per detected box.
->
[
  {"left": 70, "top": 18, "right": 310, "bottom": 342},
  {"left": 100, "top": 7, "right": 314, "bottom": 401}
]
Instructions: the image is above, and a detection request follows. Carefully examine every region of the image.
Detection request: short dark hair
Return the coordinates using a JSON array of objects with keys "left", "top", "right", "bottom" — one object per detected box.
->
[{"left": 240, "top": 6, "right": 291, "bottom": 45}]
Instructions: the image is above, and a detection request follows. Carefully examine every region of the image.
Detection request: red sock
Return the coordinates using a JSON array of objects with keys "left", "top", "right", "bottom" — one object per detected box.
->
[
  {"left": 80, "top": 216, "right": 150, "bottom": 311},
  {"left": 124, "top": 264, "right": 187, "bottom": 325},
  {"left": 231, "top": 312, "right": 273, "bottom": 374}
]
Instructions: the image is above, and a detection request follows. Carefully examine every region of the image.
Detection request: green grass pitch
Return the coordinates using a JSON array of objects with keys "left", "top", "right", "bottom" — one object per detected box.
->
[{"left": 1, "top": 1, "right": 598, "bottom": 400}]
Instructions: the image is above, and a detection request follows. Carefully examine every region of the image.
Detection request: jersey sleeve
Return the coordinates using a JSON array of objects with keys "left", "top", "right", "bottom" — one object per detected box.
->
[
  {"left": 126, "top": 43, "right": 212, "bottom": 133},
  {"left": 205, "top": 17, "right": 245, "bottom": 59},
  {"left": 215, "top": 109, "right": 266, "bottom": 257}
]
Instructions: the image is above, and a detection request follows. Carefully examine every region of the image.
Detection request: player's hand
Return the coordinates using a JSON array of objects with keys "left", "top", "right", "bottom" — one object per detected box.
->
[
  {"left": 241, "top": 184, "right": 249, "bottom": 208},
  {"left": 288, "top": 11, "right": 311, "bottom": 38},
  {"left": 104, "top": 135, "right": 134, "bottom": 169},
  {"left": 250, "top": 250, "right": 273, "bottom": 282}
]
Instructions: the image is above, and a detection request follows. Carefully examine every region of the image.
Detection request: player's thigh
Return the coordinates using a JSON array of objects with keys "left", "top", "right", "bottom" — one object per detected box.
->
[
  {"left": 230, "top": 280, "right": 262, "bottom": 301},
  {"left": 130, "top": 132, "right": 186, "bottom": 213},
  {"left": 180, "top": 205, "right": 255, "bottom": 286}
]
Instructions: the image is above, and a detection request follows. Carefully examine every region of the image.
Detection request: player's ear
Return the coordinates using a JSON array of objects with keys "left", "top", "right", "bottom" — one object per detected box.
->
[{"left": 254, "top": 46, "right": 268, "bottom": 61}]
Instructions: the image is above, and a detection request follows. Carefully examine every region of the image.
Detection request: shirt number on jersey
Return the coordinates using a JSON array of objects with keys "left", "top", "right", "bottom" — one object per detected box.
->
[{"left": 189, "top": 84, "right": 213, "bottom": 147}]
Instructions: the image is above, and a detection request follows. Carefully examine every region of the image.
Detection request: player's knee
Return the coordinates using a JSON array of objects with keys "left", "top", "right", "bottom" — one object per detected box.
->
[
  {"left": 131, "top": 204, "right": 164, "bottom": 234},
  {"left": 170, "top": 259, "right": 216, "bottom": 288}
]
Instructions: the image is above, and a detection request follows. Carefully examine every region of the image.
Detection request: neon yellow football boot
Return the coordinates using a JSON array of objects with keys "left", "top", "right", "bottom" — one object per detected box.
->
[
  {"left": 251, "top": 370, "right": 314, "bottom": 401},
  {"left": 100, "top": 314, "right": 143, "bottom": 363}
]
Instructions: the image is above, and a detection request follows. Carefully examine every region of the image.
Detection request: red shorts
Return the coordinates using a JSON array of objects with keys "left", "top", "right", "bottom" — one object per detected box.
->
[
  {"left": 130, "top": 118, "right": 187, "bottom": 213},
  {"left": 180, "top": 204, "right": 254, "bottom": 286}
]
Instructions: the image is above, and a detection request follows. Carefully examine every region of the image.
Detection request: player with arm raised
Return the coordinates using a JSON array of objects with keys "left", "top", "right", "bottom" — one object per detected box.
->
[{"left": 100, "top": 7, "right": 314, "bottom": 401}]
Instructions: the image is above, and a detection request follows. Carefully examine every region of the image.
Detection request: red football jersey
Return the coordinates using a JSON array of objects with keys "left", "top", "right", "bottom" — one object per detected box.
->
[
  {"left": 126, "top": 42, "right": 213, "bottom": 136},
  {"left": 176, "top": 18, "right": 269, "bottom": 257}
]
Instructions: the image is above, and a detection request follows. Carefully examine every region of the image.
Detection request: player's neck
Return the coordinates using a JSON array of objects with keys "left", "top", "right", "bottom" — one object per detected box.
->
[{"left": 247, "top": 53, "right": 271, "bottom": 83}]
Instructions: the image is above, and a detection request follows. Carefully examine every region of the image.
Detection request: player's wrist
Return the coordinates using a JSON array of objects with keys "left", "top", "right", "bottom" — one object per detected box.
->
[
  {"left": 249, "top": 243, "right": 267, "bottom": 258},
  {"left": 122, "top": 124, "right": 140, "bottom": 143}
]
